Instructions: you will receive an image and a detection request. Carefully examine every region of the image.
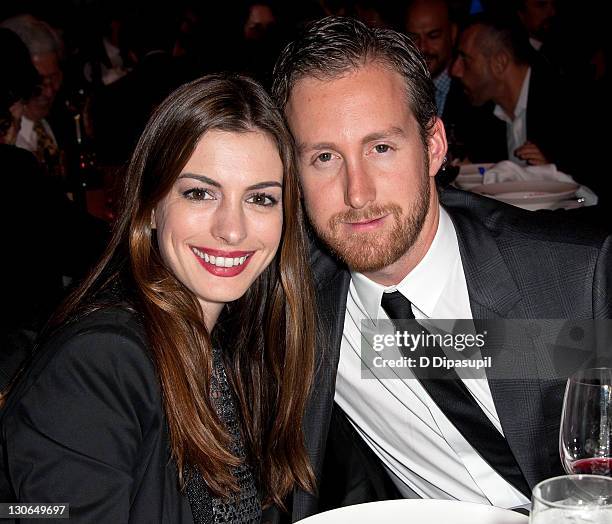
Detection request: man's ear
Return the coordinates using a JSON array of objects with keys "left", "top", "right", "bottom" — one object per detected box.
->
[
  {"left": 491, "top": 50, "right": 510, "bottom": 77},
  {"left": 427, "top": 117, "right": 448, "bottom": 178}
]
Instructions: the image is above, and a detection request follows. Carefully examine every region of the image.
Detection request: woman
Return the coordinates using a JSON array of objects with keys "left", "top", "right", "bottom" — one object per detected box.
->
[{"left": 0, "top": 74, "right": 316, "bottom": 522}]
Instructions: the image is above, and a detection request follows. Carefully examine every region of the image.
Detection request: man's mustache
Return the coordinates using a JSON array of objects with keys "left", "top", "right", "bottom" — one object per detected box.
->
[{"left": 328, "top": 204, "right": 401, "bottom": 230}]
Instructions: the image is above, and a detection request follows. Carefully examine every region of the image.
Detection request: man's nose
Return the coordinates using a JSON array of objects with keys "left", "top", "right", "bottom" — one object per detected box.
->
[
  {"left": 420, "top": 39, "right": 433, "bottom": 57},
  {"left": 344, "top": 160, "right": 375, "bottom": 209}
]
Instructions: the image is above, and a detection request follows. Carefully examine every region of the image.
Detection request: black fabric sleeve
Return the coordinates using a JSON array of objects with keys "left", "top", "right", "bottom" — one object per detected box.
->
[{"left": 1, "top": 321, "right": 161, "bottom": 523}]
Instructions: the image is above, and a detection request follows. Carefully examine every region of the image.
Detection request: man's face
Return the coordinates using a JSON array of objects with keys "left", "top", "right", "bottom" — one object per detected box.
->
[
  {"left": 23, "top": 51, "right": 63, "bottom": 122},
  {"left": 243, "top": 4, "right": 276, "bottom": 41},
  {"left": 405, "top": 1, "right": 457, "bottom": 79},
  {"left": 285, "top": 63, "right": 445, "bottom": 276},
  {"left": 451, "top": 25, "right": 496, "bottom": 106},
  {"left": 519, "top": 0, "right": 557, "bottom": 41}
]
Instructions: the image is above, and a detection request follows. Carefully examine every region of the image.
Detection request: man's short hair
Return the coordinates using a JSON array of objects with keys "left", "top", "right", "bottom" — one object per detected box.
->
[
  {"left": 0, "top": 14, "right": 62, "bottom": 58},
  {"left": 463, "top": 12, "right": 534, "bottom": 65},
  {"left": 271, "top": 16, "right": 437, "bottom": 147}
]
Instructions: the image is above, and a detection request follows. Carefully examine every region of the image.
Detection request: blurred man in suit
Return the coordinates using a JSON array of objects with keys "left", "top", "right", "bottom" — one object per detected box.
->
[
  {"left": 405, "top": 0, "right": 457, "bottom": 118},
  {"left": 1, "top": 15, "right": 68, "bottom": 177},
  {"left": 404, "top": 0, "right": 479, "bottom": 162},
  {"left": 450, "top": 12, "right": 595, "bottom": 185},
  {"left": 270, "top": 15, "right": 611, "bottom": 522},
  {"left": 515, "top": 0, "right": 557, "bottom": 52}
]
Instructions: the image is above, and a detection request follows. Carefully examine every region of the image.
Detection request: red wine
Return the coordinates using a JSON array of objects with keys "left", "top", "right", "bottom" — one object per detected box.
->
[{"left": 571, "top": 457, "right": 612, "bottom": 476}]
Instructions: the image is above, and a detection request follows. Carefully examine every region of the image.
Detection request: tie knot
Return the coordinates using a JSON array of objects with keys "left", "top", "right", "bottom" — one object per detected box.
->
[{"left": 381, "top": 291, "right": 415, "bottom": 320}]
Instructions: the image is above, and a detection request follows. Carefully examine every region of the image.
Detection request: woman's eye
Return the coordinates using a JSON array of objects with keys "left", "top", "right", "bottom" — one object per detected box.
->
[
  {"left": 183, "top": 188, "right": 213, "bottom": 200},
  {"left": 247, "top": 193, "right": 278, "bottom": 207},
  {"left": 374, "top": 144, "right": 391, "bottom": 153}
]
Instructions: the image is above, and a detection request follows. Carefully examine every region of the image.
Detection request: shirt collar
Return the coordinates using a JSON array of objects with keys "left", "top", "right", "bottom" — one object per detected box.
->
[
  {"left": 493, "top": 67, "right": 531, "bottom": 123},
  {"left": 19, "top": 115, "right": 35, "bottom": 138},
  {"left": 351, "top": 206, "right": 456, "bottom": 321},
  {"left": 433, "top": 68, "right": 451, "bottom": 90}
]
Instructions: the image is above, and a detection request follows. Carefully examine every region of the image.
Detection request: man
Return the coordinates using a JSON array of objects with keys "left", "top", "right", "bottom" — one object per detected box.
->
[
  {"left": 450, "top": 13, "right": 591, "bottom": 180},
  {"left": 404, "top": 0, "right": 457, "bottom": 117},
  {"left": 515, "top": 0, "right": 557, "bottom": 52},
  {"left": 270, "top": 16, "right": 611, "bottom": 521},
  {"left": 404, "top": 0, "right": 480, "bottom": 163},
  {"left": 93, "top": 8, "right": 184, "bottom": 166},
  {"left": 0, "top": 15, "right": 68, "bottom": 177}
]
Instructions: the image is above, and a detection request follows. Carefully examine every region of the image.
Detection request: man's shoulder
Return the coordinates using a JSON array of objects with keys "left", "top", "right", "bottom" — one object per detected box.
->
[
  {"left": 308, "top": 232, "right": 349, "bottom": 288},
  {"left": 441, "top": 187, "right": 610, "bottom": 251}
]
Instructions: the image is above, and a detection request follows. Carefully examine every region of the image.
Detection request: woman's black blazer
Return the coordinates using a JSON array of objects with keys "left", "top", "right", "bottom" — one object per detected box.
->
[{"left": 0, "top": 307, "right": 196, "bottom": 523}]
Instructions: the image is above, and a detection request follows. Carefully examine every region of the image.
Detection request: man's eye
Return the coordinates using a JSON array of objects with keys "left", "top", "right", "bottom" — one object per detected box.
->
[
  {"left": 183, "top": 188, "right": 213, "bottom": 200},
  {"left": 317, "top": 152, "right": 333, "bottom": 163},
  {"left": 247, "top": 193, "right": 278, "bottom": 207},
  {"left": 375, "top": 144, "right": 391, "bottom": 153}
]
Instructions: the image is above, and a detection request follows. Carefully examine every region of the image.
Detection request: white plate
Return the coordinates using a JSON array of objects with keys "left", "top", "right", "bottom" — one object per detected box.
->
[
  {"left": 459, "top": 163, "right": 495, "bottom": 175},
  {"left": 453, "top": 164, "right": 494, "bottom": 190},
  {"left": 454, "top": 173, "right": 485, "bottom": 190},
  {"left": 296, "top": 500, "right": 528, "bottom": 524},
  {"left": 471, "top": 181, "right": 579, "bottom": 210}
]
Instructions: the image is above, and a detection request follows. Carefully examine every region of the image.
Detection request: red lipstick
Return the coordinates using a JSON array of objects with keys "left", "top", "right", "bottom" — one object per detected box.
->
[{"left": 190, "top": 246, "right": 254, "bottom": 278}]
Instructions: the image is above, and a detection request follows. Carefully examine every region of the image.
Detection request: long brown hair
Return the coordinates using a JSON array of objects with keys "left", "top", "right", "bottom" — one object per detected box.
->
[{"left": 43, "top": 74, "right": 315, "bottom": 506}]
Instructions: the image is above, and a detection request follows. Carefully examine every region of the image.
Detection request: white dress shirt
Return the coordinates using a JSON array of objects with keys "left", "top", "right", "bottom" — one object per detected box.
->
[
  {"left": 15, "top": 116, "right": 58, "bottom": 153},
  {"left": 334, "top": 206, "right": 530, "bottom": 508},
  {"left": 494, "top": 68, "right": 531, "bottom": 166}
]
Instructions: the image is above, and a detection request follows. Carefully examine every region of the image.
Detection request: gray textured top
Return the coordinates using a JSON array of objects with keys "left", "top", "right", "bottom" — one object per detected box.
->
[{"left": 185, "top": 347, "right": 261, "bottom": 523}]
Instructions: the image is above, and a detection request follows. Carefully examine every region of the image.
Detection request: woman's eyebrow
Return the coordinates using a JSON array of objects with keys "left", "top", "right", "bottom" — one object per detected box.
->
[
  {"left": 179, "top": 173, "right": 221, "bottom": 187},
  {"left": 178, "top": 173, "right": 282, "bottom": 191}
]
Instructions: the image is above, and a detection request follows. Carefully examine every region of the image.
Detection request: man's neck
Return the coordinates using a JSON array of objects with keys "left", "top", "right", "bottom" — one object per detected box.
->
[
  {"left": 361, "top": 189, "right": 440, "bottom": 287},
  {"left": 495, "top": 63, "right": 529, "bottom": 120}
]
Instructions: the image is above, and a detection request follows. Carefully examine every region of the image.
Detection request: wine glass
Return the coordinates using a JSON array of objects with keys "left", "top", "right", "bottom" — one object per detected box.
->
[
  {"left": 560, "top": 368, "right": 612, "bottom": 476},
  {"left": 530, "top": 475, "right": 612, "bottom": 523}
]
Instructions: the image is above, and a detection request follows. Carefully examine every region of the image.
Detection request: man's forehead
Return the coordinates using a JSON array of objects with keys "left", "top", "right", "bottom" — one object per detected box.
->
[
  {"left": 32, "top": 51, "right": 60, "bottom": 72},
  {"left": 407, "top": 5, "right": 449, "bottom": 31},
  {"left": 287, "top": 64, "right": 404, "bottom": 102},
  {"left": 458, "top": 26, "right": 481, "bottom": 53}
]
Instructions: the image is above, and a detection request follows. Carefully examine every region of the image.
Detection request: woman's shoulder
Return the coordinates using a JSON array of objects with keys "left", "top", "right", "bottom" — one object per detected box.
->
[
  {"left": 53, "top": 304, "right": 147, "bottom": 348},
  {"left": 2, "top": 305, "right": 161, "bottom": 427},
  {"left": 42, "top": 305, "right": 152, "bottom": 373},
  {"left": 0, "top": 306, "right": 168, "bottom": 513}
]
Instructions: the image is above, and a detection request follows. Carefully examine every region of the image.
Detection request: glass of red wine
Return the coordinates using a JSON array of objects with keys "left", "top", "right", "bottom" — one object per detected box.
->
[{"left": 560, "top": 368, "right": 612, "bottom": 476}]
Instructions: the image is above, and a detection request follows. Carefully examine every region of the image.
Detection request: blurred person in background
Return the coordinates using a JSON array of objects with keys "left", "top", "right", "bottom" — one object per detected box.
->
[
  {"left": 450, "top": 12, "right": 596, "bottom": 187},
  {"left": 237, "top": 1, "right": 282, "bottom": 89},
  {"left": 0, "top": 28, "right": 108, "bottom": 389},
  {"left": 404, "top": 0, "right": 477, "bottom": 162},
  {"left": 93, "top": 7, "right": 184, "bottom": 167},
  {"left": 0, "top": 28, "right": 38, "bottom": 146},
  {"left": 0, "top": 14, "right": 72, "bottom": 179},
  {"left": 515, "top": 0, "right": 557, "bottom": 52}
]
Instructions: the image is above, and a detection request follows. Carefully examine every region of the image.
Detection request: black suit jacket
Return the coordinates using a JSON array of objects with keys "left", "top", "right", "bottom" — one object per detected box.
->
[
  {"left": 285, "top": 188, "right": 612, "bottom": 522},
  {"left": 0, "top": 308, "right": 195, "bottom": 523}
]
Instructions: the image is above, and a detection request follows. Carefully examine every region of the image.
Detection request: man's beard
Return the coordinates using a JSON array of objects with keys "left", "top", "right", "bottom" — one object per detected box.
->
[{"left": 311, "top": 172, "right": 431, "bottom": 273}]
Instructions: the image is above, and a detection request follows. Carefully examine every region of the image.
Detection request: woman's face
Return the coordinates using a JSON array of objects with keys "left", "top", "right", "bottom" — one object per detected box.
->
[{"left": 154, "top": 129, "right": 284, "bottom": 327}]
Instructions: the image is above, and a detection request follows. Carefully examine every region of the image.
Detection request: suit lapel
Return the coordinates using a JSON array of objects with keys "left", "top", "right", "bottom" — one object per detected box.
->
[
  {"left": 292, "top": 244, "right": 350, "bottom": 520},
  {"left": 444, "top": 191, "right": 553, "bottom": 487}
]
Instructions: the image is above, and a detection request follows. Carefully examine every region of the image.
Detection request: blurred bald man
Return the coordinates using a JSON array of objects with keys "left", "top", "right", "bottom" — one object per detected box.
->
[
  {"left": 404, "top": 0, "right": 477, "bottom": 163},
  {"left": 405, "top": 0, "right": 458, "bottom": 115}
]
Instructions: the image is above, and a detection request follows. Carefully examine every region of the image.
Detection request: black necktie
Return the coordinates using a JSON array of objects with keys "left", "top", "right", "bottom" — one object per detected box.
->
[{"left": 380, "top": 291, "right": 531, "bottom": 497}]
